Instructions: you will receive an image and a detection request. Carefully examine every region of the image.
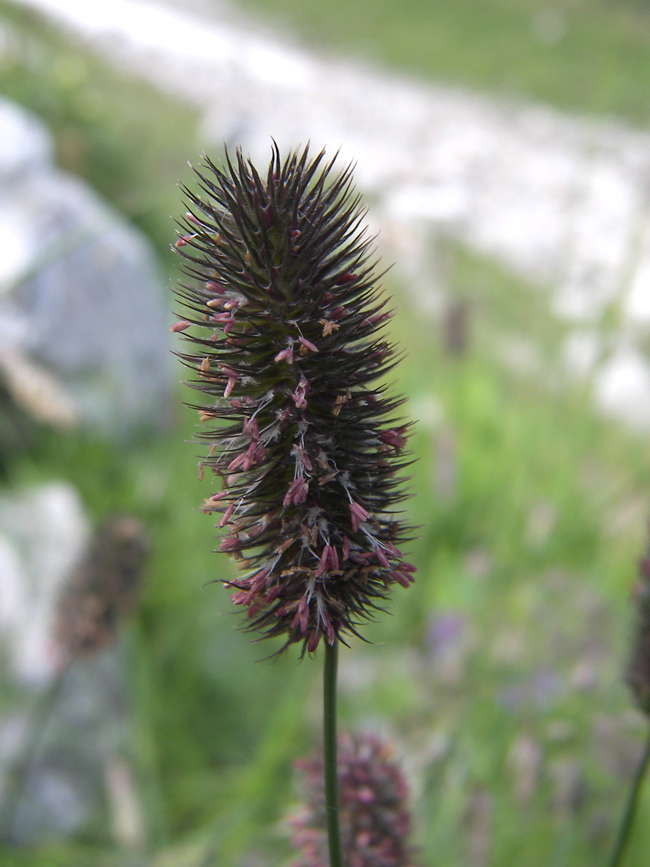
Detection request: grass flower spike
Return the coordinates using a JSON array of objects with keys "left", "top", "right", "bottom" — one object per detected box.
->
[
  {"left": 290, "top": 732, "right": 418, "bottom": 867},
  {"left": 174, "top": 144, "right": 414, "bottom": 653}
]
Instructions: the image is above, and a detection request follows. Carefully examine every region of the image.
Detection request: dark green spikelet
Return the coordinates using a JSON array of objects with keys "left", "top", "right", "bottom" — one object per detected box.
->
[{"left": 173, "top": 144, "right": 415, "bottom": 654}]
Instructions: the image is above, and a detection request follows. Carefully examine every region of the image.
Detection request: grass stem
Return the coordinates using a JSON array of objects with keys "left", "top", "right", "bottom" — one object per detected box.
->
[
  {"left": 607, "top": 725, "right": 650, "bottom": 867},
  {"left": 323, "top": 641, "right": 343, "bottom": 867}
]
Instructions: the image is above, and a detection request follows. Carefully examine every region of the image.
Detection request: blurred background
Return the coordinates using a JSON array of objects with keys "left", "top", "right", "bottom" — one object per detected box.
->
[{"left": 1, "top": 0, "right": 650, "bottom": 864}]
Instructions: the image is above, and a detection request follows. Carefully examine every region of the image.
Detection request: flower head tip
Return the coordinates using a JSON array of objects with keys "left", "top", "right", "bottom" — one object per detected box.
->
[{"left": 174, "top": 144, "right": 415, "bottom": 653}]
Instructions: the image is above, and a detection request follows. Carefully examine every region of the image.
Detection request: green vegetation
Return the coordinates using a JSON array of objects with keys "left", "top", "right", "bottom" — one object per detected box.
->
[
  {"left": 0, "top": 1, "right": 200, "bottom": 267},
  {"left": 2, "top": 0, "right": 650, "bottom": 865},
  {"left": 235, "top": 0, "right": 650, "bottom": 125}
]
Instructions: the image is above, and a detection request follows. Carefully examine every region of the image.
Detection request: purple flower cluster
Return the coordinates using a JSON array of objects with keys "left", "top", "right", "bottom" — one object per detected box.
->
[
  {"left": 173, "top": 145, "right": 414, "bottom": 653},
  {"left": 290, "top": 732, "right": 417, "bottom": 867}
]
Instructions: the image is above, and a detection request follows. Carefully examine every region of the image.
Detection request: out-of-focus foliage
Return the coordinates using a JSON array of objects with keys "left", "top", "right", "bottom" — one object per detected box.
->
[
  {"left": 236, "top": 0, "right": 650, "bottom": 125},
  {"left": 0, "top": 1, "right": 200, "bottom": 265}
]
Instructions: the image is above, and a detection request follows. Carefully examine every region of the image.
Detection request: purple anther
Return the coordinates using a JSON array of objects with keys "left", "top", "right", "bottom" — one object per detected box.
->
[
  {"left": 350, "top": 500, "right": 369, "bottom": 531},
  {"left": 283, "top": 478, "right": 309, "bottom": 507},
  {"left": 379, "top": 429, "right": 407, "bottom": 452},
  {"left": 299, "top": 336, "right": 319, "bottom": 353},
  {"left": 218, "top": 504, "right": 234, "bottom": 527},
  {"left": 274, "top": 346, "right": 294, "bottom": 365},
  {"left": 219, "top": 536, "right": 242, "bottom": 552}
]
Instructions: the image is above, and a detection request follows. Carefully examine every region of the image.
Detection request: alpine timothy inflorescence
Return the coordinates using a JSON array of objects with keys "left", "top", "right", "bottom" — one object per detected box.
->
[
  {"left": 173, "top": 144, "right": 414, "bottom": 653},
  {"left": 290, "top": 732, "right": 418, "bottom": 867}
]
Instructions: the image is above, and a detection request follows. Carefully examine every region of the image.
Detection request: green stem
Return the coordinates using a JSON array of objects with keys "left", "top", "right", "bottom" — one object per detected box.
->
[
  {"left": 607, "top": 725, "right": 650, "bottom": 867},
  {"left": 323, "top": 641, "right": 343, "bottom": 867}
]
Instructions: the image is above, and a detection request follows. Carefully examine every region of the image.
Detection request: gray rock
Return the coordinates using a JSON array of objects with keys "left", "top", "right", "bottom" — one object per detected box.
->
[
  {"left": 0, "top": 653, "right": 136, "bottom": 846},
  {"left": 594, "top": 344, "right": 650, "bottom": 430},
  {"left": 0, "top": 483, "right": 144, "bottom": 845},
  {"left": 0, "top": 482, "right": 89, "bottom": 683},
  {"left": 0, "top": 96, "right": 171, "bottom": 436},
  {"left": 0, "top": 97, "right": 53, "bottom": 184}
]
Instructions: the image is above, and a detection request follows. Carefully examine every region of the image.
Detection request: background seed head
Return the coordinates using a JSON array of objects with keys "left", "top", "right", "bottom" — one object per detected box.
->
[
  {"left": 174, "top": 144, "right": 415, "bottom": 654},
  {"left": 53, "top": 516, "right": 148, "bottom": 660},
  {"left": 289, "top": 732, "right": 418, "bottom": 867}
]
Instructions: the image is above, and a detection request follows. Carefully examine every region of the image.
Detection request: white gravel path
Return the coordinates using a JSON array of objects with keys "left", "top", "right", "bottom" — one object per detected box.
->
[{"left": 11, "top": 0, "right": 650, "bottom": 426}]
